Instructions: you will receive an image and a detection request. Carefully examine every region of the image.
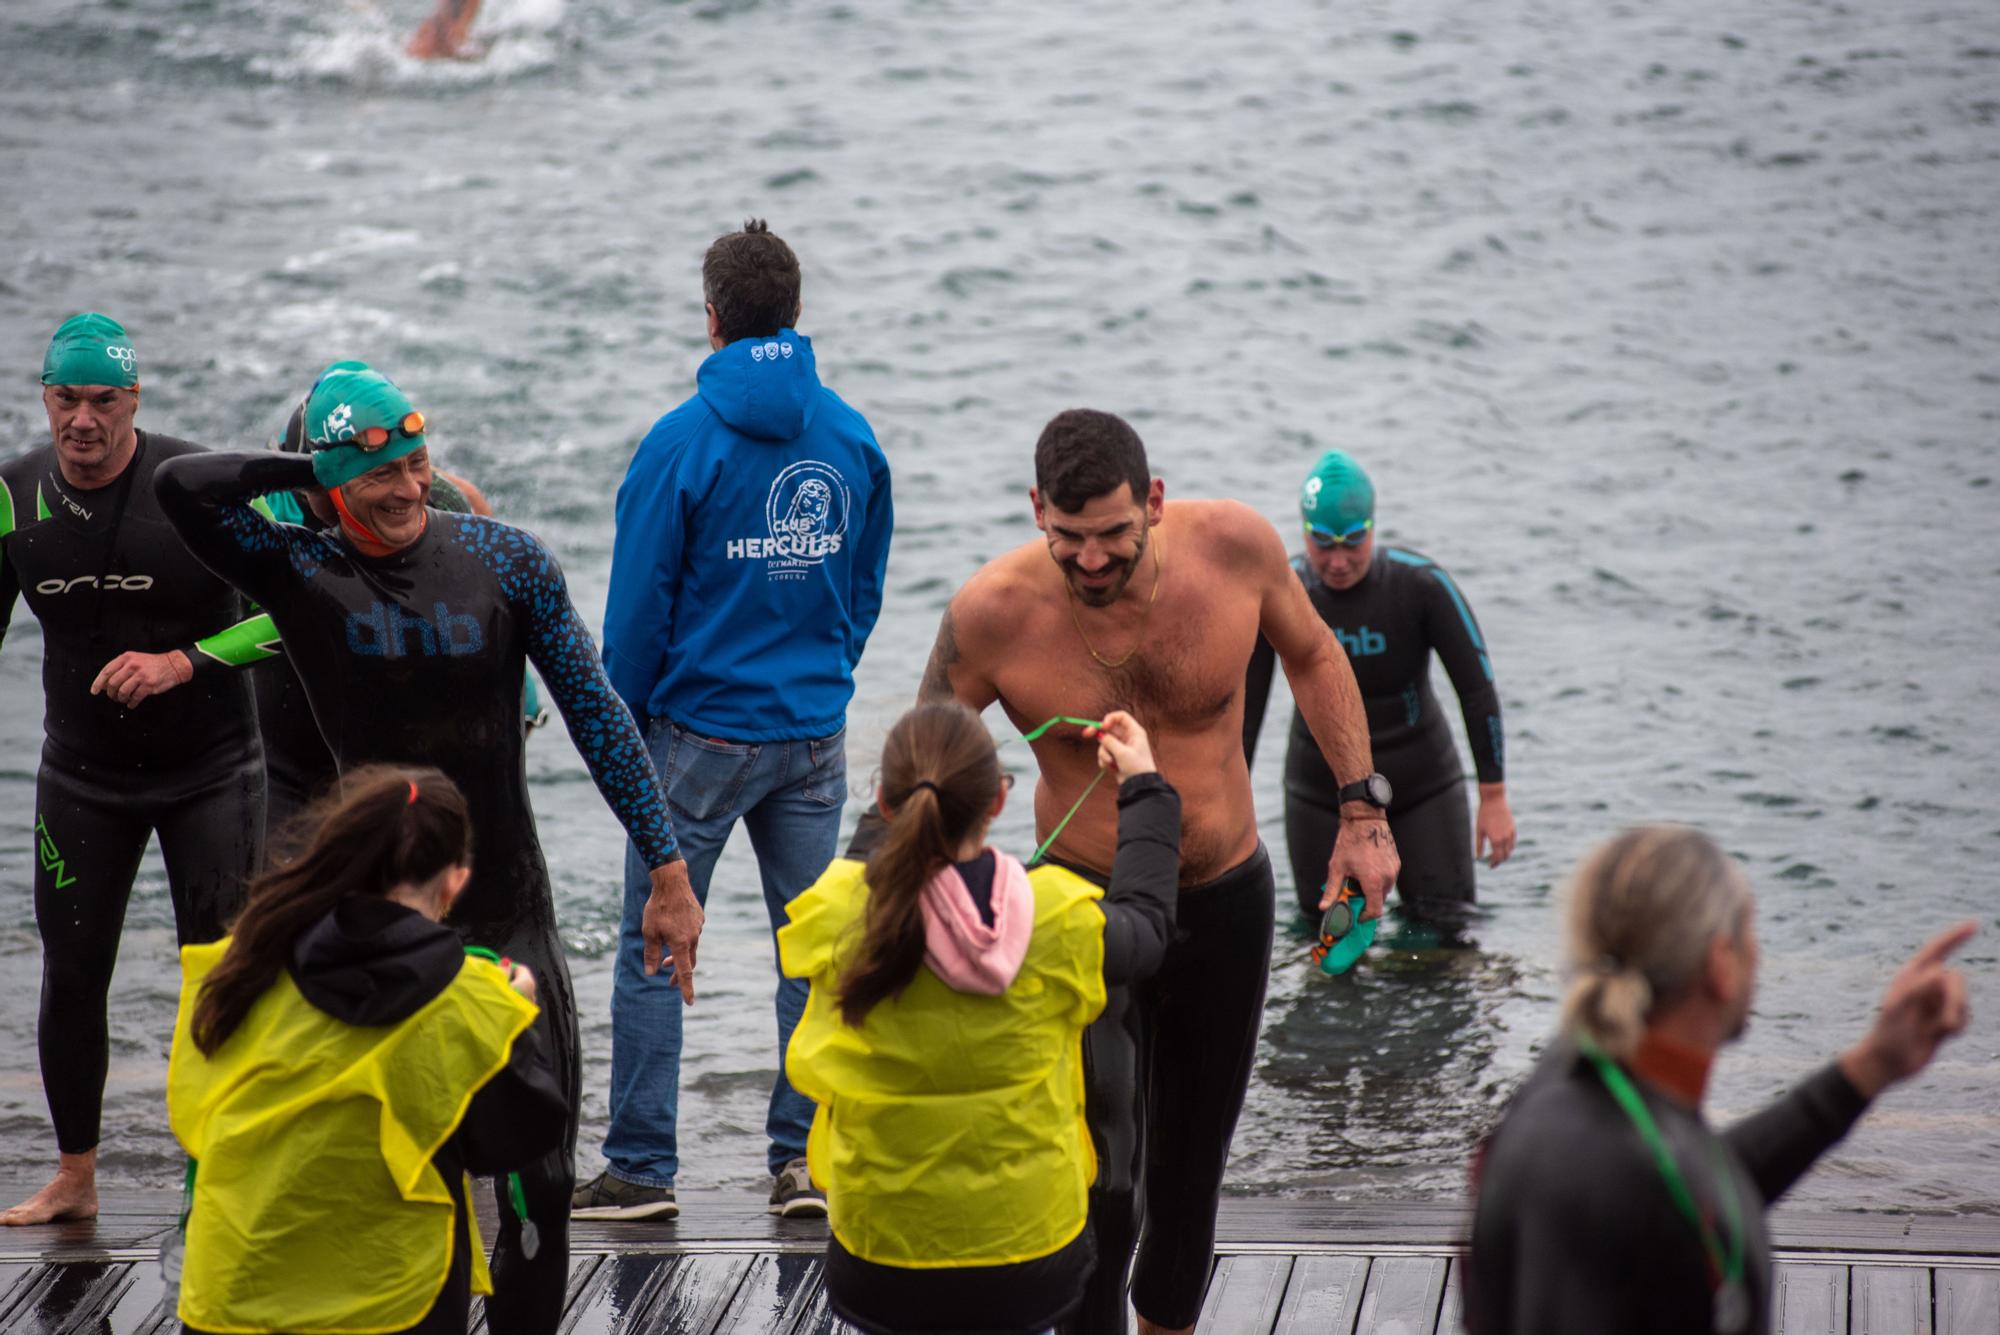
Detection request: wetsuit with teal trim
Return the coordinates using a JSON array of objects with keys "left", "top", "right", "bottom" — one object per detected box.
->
[
  {"left": 155, "top": 450, "right": 678, "bottom": 1335},
  {"left": 1244, "top": 545, "right": 1504, "bottom": 919},
  {"left": 0, "top": 430, "right": 267, "bottom": 1157}
]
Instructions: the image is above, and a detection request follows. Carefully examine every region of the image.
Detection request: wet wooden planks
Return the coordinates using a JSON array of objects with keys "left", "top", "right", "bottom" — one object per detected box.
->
[{"left": 2, "top": 1189, "right": 1994, "bottom": 1334}]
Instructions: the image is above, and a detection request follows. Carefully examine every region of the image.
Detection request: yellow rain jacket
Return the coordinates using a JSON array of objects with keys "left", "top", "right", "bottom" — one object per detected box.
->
[
  {"left": 778, "top": 857, "right": 1108, "bottom": 1268},
  {"left": 167, "top": 938, "right": 538, "bottom": 1334}
]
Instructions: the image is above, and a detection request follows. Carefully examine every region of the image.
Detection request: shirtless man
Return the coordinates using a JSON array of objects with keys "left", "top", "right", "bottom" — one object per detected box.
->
[{"left": 919, "top": 409, "right": 1399, "bottom": 1335}]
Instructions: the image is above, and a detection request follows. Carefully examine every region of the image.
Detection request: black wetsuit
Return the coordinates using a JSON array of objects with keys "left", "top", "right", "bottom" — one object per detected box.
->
[
  {"left": 1055, "top": 848, "right": 1276, "bottom": 1334},
  {"left": 828, "top": 774, "right": 1182, "bottom": 1335},
  {"left": 1467, "top": 1039, "right": 1868, "bottom": 1334},
  {"left": 185, "top": 896, "right": 570, "bottom": 1335},
  {"left": 0, "top": 432, "right": 265, "bottom": 1156},
  {"left": 252, "top": 473, "right": 472, "bottom": 839},
  {"left": 1244, "top": 547, "right": 1503, "bottom": 919},
  {"left": 155, "top": 451, "right": 678, "bottom": 1335}
]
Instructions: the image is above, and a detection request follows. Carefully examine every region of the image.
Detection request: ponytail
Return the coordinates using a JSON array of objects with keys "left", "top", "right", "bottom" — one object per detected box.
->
[
  {"left": 839, "top": 704, "right": 1001, "bottom": 1026},
  {"left": 191, "top": 766, "right": 472, "bottom": 1055},
  {"left": 1559, "top": 825, "right": 1751, "bottom": 1058}
]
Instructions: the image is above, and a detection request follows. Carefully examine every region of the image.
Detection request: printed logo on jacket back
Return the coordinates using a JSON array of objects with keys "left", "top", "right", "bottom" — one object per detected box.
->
[{"left": 727, "top": 460, "right": 851, "bottom": 580}]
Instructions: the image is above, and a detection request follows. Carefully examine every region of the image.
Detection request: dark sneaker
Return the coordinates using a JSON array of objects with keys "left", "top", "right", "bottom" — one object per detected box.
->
[
  {"left": 768, "top": 1158, "right": 826, "bottom": 1218},
  {"left": 570, "top": 1169, "right": 678, "bottom": 1220}
]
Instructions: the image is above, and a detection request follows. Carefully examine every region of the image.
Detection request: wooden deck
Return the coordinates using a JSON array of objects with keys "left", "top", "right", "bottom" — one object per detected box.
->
[{"left": 1, "top": 1188, "right": 1993, "bottom": 1333}]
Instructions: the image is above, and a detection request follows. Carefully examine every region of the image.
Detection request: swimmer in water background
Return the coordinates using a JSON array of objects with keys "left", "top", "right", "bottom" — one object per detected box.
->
[
  {"left": 407, "top": 0, "right": 484, "bottom": 60},
  {"left": 1244, "top": 449, "right": 1515, "bottom": 925}
]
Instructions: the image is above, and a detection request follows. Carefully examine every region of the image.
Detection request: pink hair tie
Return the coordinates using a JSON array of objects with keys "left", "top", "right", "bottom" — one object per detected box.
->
[{"left": 407, "top": 780, "right": 419, "bottom": 806}]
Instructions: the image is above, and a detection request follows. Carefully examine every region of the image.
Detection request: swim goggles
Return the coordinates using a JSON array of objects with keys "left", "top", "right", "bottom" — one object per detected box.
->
[
  {"left": 354, "top": 411, "right": 425, "bottom": 452},
  {"left": 1305, "top": 518, "right": 1372, "bottom": 550}
]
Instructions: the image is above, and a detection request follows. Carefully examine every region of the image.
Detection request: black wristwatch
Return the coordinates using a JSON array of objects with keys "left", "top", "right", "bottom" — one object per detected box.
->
[{"left": 1337, "top": 773, "right": 1393, "bottom": 811}]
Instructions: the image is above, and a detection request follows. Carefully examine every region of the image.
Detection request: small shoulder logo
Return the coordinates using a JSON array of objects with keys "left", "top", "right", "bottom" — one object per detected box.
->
[
  {"left": 749, "top": 340, "right": 795, "bottom": 363},
  {"left": 106, "top": 344, "right": 137, "bottom": 374}
]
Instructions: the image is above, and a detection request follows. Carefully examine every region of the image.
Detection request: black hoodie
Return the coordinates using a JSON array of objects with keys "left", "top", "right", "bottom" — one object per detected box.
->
[{"left": 191, "top": 897, "right": 567, "bottom": 1335}]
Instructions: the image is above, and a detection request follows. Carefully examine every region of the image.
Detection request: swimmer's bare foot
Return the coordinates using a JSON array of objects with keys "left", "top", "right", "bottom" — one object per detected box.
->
[
  {"left": 0, "top": 1151, "right": 99, "bottom": 1226},
  {"left": 1136, "top": 1316, "right": 1191, "bottom": 1335}
]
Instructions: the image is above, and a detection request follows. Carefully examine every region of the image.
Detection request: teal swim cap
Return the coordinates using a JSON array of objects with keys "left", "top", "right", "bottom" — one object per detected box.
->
[
  {"left": 1300, "top": 450, "right": 1374, "bottom": 534},
  {"left": 302, "top": 362, "right": 428, "bottom": 490},
  {"left": 41, "top": 313, "right": 139, "bottom": 389}
]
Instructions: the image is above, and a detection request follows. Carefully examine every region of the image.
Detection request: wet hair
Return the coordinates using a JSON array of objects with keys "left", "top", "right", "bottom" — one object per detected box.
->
[
  {"left": 191, "top": 766, "right": 473, "bottom": 1055},
  {"left": 839, "top": 704, "right": 1003, "bottom": 1026},
  {"left": 1560, "top": 826, "right": 1753, "bottom": 1059},
  {"left": 702, "top": 218, "right": 802, "bottom": 344},
  {"left": 1033, "top": 409, "right": 1151, "bottom": 513}
]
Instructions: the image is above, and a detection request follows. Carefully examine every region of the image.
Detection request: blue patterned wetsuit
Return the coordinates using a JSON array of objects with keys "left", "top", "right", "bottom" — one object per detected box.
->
[
  {"left": 156, "top": 450, "right": 676, "bottom": 1335},
  {"left": 1244, "top": 546, "right": 1504, "bottom": 921}
]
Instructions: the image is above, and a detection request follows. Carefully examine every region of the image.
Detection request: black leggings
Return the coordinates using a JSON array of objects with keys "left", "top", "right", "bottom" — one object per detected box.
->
[
  {"left": 464, "top": 896, "right": 578, "bottom": 1335},
  {"left": 34, "top": 750, "right": 263, "bottom": 1154},
  {"left": 1283, "top": 777, "right": 1474, "bottom": 921},
  {"left": 1062, "top": 846, "right": 1275, "bottom": 1333}
]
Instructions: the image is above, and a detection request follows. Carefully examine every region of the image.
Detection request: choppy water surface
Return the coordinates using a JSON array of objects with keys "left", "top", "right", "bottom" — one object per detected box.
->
[{"left": 2, "top": 0, "right": 1996, "bottom": 1212}]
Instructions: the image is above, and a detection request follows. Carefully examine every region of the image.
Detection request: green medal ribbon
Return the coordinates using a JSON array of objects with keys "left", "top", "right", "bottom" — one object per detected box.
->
[
  {"left": 1001, "top": 716, "right": 1108, "bottom": 866},
  {"left": 465, "top": 946, "right": 540, "bottom": 1259},
  {"left": 1577, "top": 1036, "right": 1746, "bottom": 1297}
]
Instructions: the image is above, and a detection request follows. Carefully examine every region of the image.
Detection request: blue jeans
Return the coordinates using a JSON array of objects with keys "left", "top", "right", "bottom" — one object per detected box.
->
[{"left": 602, "top": 719, "right": 846, "bottom": 1186}]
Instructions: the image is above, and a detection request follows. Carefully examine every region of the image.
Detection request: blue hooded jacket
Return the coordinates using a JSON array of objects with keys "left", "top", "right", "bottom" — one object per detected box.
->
[{"left": 603, "top": 330, "right": 892, "bottom": 741}]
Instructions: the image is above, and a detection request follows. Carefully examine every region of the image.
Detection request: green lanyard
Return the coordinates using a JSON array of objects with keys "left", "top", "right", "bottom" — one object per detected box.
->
[
  {"left": 1003, "top": 716, "right": 1106, "bottom": 866},
  {"left": 464, "top": 946, "right": 540, "bottom": 1259},
  {"left": 1578, "top": 1036, "right": 1745, "bottom": 1291}
]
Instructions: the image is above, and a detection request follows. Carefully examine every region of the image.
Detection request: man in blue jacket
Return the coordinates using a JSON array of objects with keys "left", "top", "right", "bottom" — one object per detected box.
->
[{"left": 583, "top": 220, "right": 893, "bottom": 1220}]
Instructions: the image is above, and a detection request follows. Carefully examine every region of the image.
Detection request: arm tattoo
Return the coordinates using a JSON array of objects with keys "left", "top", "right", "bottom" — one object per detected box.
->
[{"left": 918, "top": 606, "right": 960, "bottom": 702}]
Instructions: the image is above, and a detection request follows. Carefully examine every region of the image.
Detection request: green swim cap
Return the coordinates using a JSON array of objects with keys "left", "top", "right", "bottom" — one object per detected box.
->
[
  {"left": 1300, "top": 450, "right": 1374, "bottom": 534},
  {"left": 302, "top": 362, "right": 428, "bottom": 490},
  {"left": 41, "top": 313, "right": 139, "bottom": 389}
]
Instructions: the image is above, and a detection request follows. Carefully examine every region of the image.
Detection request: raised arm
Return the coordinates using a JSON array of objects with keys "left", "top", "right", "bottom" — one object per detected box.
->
[
  {"left": 1416, "top": 556, "right": 1514, "bottom": 867},
  {"left": 1242, "top": 506, "right": 1399, "bottom": 917},
  {"left": 154, "top": 450, "right": 317, "bottom": 609},
  {"left": 1059, "top": 710, "right": 1182, "bottom": 986}
]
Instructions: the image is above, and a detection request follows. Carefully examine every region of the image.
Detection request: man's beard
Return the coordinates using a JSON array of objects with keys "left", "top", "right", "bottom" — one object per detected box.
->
[{"left": 1061, "top": 531, "right": 1147, "bottom": 608}]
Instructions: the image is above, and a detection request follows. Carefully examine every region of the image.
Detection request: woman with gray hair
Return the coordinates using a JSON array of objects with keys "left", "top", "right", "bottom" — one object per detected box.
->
[{"left": 1465, "top": 825, "right": 1972, "bottom": 1335}]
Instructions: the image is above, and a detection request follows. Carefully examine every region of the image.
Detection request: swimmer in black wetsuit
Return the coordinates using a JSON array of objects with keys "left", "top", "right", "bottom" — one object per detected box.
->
[
  {"left": 155, "top": 361, "right": 702, "bottom": 1335},
  {"left": 1244, "top": 450, "right": 1516, "bottom": 922},
  {"left": 0, "top": 314, "right": 270, "bottom": 1227},
  {"left": 250, "top": 394, "right": 535, "bottom": 840}
]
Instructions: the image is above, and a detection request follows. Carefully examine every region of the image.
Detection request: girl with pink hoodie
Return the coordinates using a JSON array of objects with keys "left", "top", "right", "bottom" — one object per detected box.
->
[{"left": 778, "top": 704, "right": 1179, "bottom": 1335}]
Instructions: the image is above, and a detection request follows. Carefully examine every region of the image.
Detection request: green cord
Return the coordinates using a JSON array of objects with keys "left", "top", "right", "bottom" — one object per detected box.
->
[
  {"left": 1002, "top": 716, "right": 1110, "bottom": 867},
  {"left": 463, "top": 949, "right": 532, "bottom": 1233},
  {"left": 1577, "top": 1036, "right": 1745, "bottom": 1287},
  {"left": 507, "top": 1171, "right": 529, "bottom": 1222},
  {"left": 1013, "top": 715, "right": 1104, "bottom": 743}
]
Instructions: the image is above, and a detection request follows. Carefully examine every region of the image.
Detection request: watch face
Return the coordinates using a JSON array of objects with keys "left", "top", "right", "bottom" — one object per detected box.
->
[{"left": 1367, "top": 773, "right": 1393, "bottom": 807}]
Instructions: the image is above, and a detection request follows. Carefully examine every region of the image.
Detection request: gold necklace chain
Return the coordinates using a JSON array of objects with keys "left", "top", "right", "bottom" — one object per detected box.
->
[{"left": 1067, "top": 530, "right": 1164, "bottom": 670}]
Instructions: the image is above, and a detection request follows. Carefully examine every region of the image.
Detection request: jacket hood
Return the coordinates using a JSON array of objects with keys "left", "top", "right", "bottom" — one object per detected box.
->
[
  {"left": 288, "top": 897, "right": 464, "bottom": 1026},
  {"left": 695, "top": 328, "right": 821, "bottom": 441}
]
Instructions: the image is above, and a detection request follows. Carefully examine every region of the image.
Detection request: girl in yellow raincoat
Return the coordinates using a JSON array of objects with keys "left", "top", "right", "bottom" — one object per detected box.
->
[
  {"left": 778, "top": 705, "right": 1180, "bottom": 1334},
  {"left": 168, "top": 766, "right": 567, "bottom": 1335}
]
